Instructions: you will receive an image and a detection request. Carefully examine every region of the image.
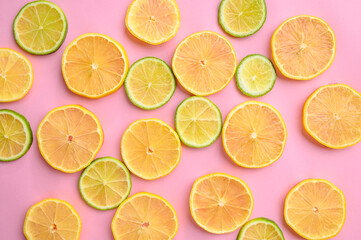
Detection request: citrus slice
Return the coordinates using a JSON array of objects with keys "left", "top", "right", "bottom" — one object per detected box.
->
[
  {"left": 125, "top": 57, "right": 176, "bottom": 109},
  {"left": 125, "top": 0, "right": 180, "bottom": 45},
  {"left": 272, "top": 15, "right": 336, "bottom": 80},
  {"left": 284, "top": 179, "right": 346, "bottom": 240},
  {"left": 237, "top": 217, "right": 284, "bottom": 240},
  {"left": 175, "top": 96, "right": 222, "bottom": 148},
  {"left": 121, "top": 119, "right": 181, "bottom": 180},
  {"left": 112, "top": 192, "right": 178, "bottom": 240},
  {"left": 172, "top": 31, "right": 237, "bottom": 96},
  {"left": 79, "top": 157, "right": 131, "bottom": 210},
  {"left": 219, "top": 0, "right": 267, "bottom": 37},
  {"left": 222, "top": 101, "right": 287, "bottom": 168},
  {"left": 0, "top": 109, "right": 33, "bottom": 162},
  {"left": 303, "top": 84, "right": 361, "bottom": 149},
  {"left": 13, "top": 0, "right": 68, "bottom": 55},
  {"left": 0, "top": 48, "right": 33, "bottom": 102},
  {"left": 236, "top": 54, "right": 276, "bottom": 97},
  {"left": 189, "top": 173, "right": 253, "bottom": 234},
  {"left": 24, "top": 198, "right": 81, "bottom": 240},
  {"left": 37, "top": 105, "right": 103, "bottom": 173},
  {"left": 62, "top": 33, "right": 128, "bottom": 98}
]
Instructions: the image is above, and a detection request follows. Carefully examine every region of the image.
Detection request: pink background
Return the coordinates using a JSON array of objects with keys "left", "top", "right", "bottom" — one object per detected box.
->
[{"left": 1, "top": 0, "right": 361, "bottom": 239}]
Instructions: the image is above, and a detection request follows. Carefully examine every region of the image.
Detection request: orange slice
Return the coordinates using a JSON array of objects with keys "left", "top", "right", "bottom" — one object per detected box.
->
[
  {"left": 112, "top": 192, "right": 178, "bottom": 240},
  {"left": 284, "top": 179, "right": 346, "bottom": 239},
  {"left": 24, "top": 198, "right": 81, "bottom": 240},
  {"left": 189, "top": 173, "right": 253, "bottom": 234},
  {"left": 172, "top": 31, "right": 237, "bottom": 96},
  {"left": 121, "top": 118, "right": 181, "bottom": 180},
  {"left": 222, "top": 101, "right": 287, "bottom": 168},
  {"left": 272, "top": 15, "right": 336, "bottom": 80},
  {"left": 303, "top": 84, "right": 361, "bottom": 149},
  {"left": 125, "top": 0, "right": 180, "bottom": 45},
  {"left": 37, "top": 105, "right": 103, "bottom": 173},
  {"left": 62, "top": 33, "right": 128, "bottom": 98}
]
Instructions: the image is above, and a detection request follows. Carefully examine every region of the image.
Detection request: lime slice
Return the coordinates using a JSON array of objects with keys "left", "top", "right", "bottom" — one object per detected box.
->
[
  {"left": 0, "top": 109, "right": 33, "bottom": 161},
  {"left": 236, "top": 54, "right": 276, "bottom": 97},
  {"left": 13, "top": 0, "right": 68, "bottom": 55},
  {"left": 175, "top": 96, "right": 222, "bottom": 148},
  {"left": 79, "top": 157, "right": 131, "bottom": 210},
  {"left": 125, "top": 57, "right": 176, "bottom": 109},
  {"left": 219, "top": 0, "right": 267, "bottom": 37},
  {"left": 237, "top": 217, "right": 285, "bottom": 240}
]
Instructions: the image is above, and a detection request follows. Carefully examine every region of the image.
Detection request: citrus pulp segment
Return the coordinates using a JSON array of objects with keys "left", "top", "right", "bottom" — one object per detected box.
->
[
  {"left": 284, "top": 179, "right": 346, "bottom": 240},
  {"left": 175, "top": 96, "right": 222, "bottom": 148},
  {"left": 79, "top": 157, "right": 131, "bottom": 210},
  {"left": 62, "top": 33, "right": 128, "bottom": 98},
  {"left": 222, "top": 101, "right": 287, "bottom": 168},
  {"left": 0, "top": 109, "right": 33, "bottom": 162},
  {"left": 37, "top": 105, "right": 103, "bottom": 173},
  {"left": 121, "top": 119, "right": 181, "bottom": 180},
  {"left": 112, "top": 192, "right": 178, "bottom": 240},
  {"left": 125, "top": 0, "right": 180, "bottom": 45},
  {"left": 189, "top": 173, "right": 253, "bottom": 234},
  {"left": 272, "top": 15, "right": 336, "bottom": 80},
  {"left": 237, "top": 217, "right": 284, "bottom": 240},
  {"left": 13, "top": 0, "right": 68, "bottom": 55},
  {"left": 125, "top": 57, "right": 176, "bottom": 109},
  {"left": 172, "top": 31, "right": 237, "bottom": 96}
]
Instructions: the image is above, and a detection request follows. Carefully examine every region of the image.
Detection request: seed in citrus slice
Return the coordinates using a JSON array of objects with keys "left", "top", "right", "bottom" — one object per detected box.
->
[
  {"left": 13, "top": 0, "right": 68, "bottom": 55},
  {"left": 303, "top": 84, "right": 361, "bottom": 149},
  {"left": 175, "top": 96, "right": 222, "bottom": 148},
  {"left": 121, "top": 118, "right": 181, "bottom": 180},
  {"left": 62, "top": 33, "right": 128, "bottom": 98},
  {"left": 172, "top": 31, "right": 237, "bottom": 96},
  {"left": 112, "top": 192, "right": 178, "bottom": 240},
  {"left": 125, "top": 57, "right": 176, "bottom": 109},
  {"left": 37, "top": 105, "right": 103, "bottom": 173},
  {"left": 79, "top": 157, "right": 131, "bottom": 210},
  {"left": 125, "top": 0, "right": 180, "bottom": 45},
  {"left": 272, "top": 15, "right": 336, "bottom": 80},
  {"left": 0, "top": 48, "right": 33, "bottom": 102},
  {"left": 236, "top": 54, "right": 276, "bottom": 97},
  {"left": 237, "top": 217, "right": 284, "bottom": 240},
  {"left": 222, "top": 101, "right": 286, "bottom": 168},
  {"left": 24, "top": 198, "right": 81, "bottom": 240},
  {"left": 0, "top": 109, "right": 32, "bottom": 162},
  {"left": 284, "top": 179, "right": 346, "bottom": 240},
  {"left": 219, "top": 0, "right": 267, "bottom": 37},
  {"left": 189, "top": 173, "right": 253, "bottom": 234}
]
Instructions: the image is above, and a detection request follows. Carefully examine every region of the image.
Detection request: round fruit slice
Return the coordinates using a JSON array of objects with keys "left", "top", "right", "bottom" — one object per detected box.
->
[
  {"left": 175, "top": 96, "right": 222, "bottom": 148},
  {"left": 190, "top": 173, "right": 253, "bottom": 234},
  {"left": 125, "top": 0, "right": 180, "bottom": 45},
  {"left": 172, "top": 31, "right": 237, "bottom": 96},
  {"left": 272, "top": 15, "right": 336, "bottom": 80},
  {"left": 219, "top": 0, "right": 267, "bottom": 37},
  {"left": 237, "top": 217, "right": 285, "bottom": 240},
  {"left": 37, "top": 105, "right": 103, "bottom": 173},
  {"left": 24, "top": 198, "right": 81, "bottom": 240},
  {"left": 62, "top": 33, "right": 129, "bottom": 98},
  {"left": 112, "top": 192, "right": 178, "bottom": 240},
  {"left": 13, "top": 0, "right": 67, "bottom": 55},
  {"left": 125, "top": 57, "right": 176, "bottom": 109},
  {"left": 0, "top": 48, "right": 33, "bottom": 102},
  {"left": 284, "top": 179, "right": 346, "bottom": 240},
  {"left": 236, "top": 54, "right": 276, "bottom": 97},
  {"left": 79, "top": 157, "right": 131, "bottom": 210},
  {"left": 0, "top": 109, "right": 32, "bottom": 162},
  {"left": 303, "top": 84, "right": 361, "bottom": 149},
  {"left": 121, "top": 119, "right": 181, "bottom": 180},
  {"left": 222, "top": 101, "right": 287, "bottom": 168}
]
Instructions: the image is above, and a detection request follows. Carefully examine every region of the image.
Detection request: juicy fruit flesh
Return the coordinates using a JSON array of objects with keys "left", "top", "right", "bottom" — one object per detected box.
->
[{"left": 239, "top": 219, "right": 284, "bottom": 240}]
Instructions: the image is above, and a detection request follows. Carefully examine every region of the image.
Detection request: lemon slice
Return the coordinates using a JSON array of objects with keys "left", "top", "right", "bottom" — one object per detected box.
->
[{"left": 237, "top": 217, "right": 284, "bottom": 240}]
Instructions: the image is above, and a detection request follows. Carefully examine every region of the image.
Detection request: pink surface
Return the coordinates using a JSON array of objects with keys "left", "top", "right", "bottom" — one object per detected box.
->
[{"left": 1, "top": 0, "right": 361, "bottom": 239}]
